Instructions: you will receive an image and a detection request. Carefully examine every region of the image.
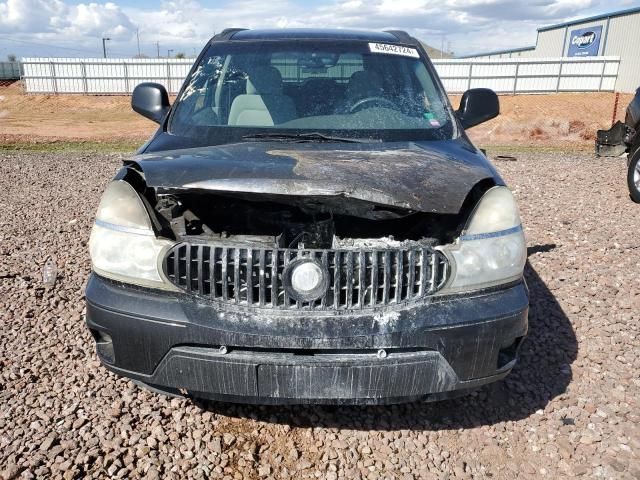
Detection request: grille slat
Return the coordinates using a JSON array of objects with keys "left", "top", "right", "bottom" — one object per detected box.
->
[
  {"left": 221, "top": 248, "right": 229, "bottom": 301},
  {"left": 407, "top": 249, "right": 416, "bottom": 298},
  {"left": 283, "top": 251, "right": 291, "bottom": 307},
  {"left": 233, "top": 249, "right": 240, "bottom": 304},
  {"left": 429, "top": 249, "right": 439, "bottom": 295},
  {"left": 370, "top": 252, "right": 379, "bottom": 307},
  {"left": 333, "top": 251, "right": 341, "bottom": 310},
  {"left": 358, "top": 251, "right": 366, "bottom": 307},
  {"left": 164, "top": 243, "right": 448, "bottom": 311},
  {"left": 185, "top": 243, "right": 192, "bottom": 292},
  {"left": 320, "top": 251, "right": 329, "bottom": 309},
  {"left": 435, "top": 252, "right": 448, "bottom": 292},
  {"left": 295, "top": 250, "right": 303, "bottom": 309},
  {"left": 196, "top": 246, "right": 204, "bottom": 295},
  {"left": 258, "top": 249, "right": 266, "bottom": 307},
  {"left": 419, "top": 249, "right": 428, "bottom": 296},
  {"left": 395, "top": 250, "right": 403, "bottom": 304},
  {"left": 247, "top": 249, "right": 254, "bottom": 305},
  {"left": 382, "top": 251, "right": 391, "bottom": 304},
  {"left": 173, "top": 245, "right": 182, "bottom": 287},
  {"left": 345, "top": 251, "right": 354, "bottom": 309},
  {"left": 209, "top": 247, "right": 216, "bottom": 298},
  {"left": 270, "top": 250, "right": 278, "bottom": 308}
]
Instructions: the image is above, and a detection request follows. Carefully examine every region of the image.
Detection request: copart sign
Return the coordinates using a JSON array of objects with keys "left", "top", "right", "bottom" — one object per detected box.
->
[{"left": 567, "top": 25, "right": 602, "bottom": 57}]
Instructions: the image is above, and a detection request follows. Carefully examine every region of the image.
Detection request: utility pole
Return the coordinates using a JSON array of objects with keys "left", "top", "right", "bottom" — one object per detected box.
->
[
  {"left": 155, "top": 41, "right": 160, "bottom": 58},
  {"left": 102, "top": 37, "right": 111, "bottom": 58},
  {"left": 167, "top": 49, "right": 174, "bottom": 58},
  {"left": 136, "top": 29, "right": 141, "bottom": 57}
]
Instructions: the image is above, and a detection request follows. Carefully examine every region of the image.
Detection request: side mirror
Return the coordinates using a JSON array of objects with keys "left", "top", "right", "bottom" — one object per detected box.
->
[
  {"left": 457, "top": 88, "right": 499, "bottom": 129},
  {"left": 132, "top": 82, "right": 170, "bottom": 124}
]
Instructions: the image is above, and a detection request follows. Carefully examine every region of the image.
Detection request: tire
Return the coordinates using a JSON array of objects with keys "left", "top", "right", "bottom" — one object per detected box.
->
[{"left": 628, "top": 150, "right": 640, "bottom": 203}]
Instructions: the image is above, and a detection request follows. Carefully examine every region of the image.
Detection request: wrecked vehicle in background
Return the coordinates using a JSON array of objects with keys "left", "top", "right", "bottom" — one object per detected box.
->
[
  {"left": 85, "top": 28, "right": 529, "bottom": 405},
  {"left": 596, "top": 88, "right": 640, "bottom": 202}
]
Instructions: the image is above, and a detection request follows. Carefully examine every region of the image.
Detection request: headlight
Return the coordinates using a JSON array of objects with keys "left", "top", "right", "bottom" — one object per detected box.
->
[
  {"left": 440, "top": 186, "right": 526, "bottom": 293},
  {"left": 89, "top": 180, "right": 176, "bottom": 290}
]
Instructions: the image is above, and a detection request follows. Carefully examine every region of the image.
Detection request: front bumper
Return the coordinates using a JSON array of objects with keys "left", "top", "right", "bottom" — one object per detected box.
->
[{"left": 85, "top": 273, "right": 528, "bottom": 405}]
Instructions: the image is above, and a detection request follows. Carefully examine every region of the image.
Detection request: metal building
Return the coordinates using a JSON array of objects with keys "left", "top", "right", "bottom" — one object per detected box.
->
[
  {"left": 0, "top": 61, "right": 21, "bottom": 80},
  {"left": 460, "top": 7, "right": 640, "bottom": 92}
]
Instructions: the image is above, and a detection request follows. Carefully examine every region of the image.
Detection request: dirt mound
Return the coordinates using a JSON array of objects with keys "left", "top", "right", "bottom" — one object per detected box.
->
[
  {"left": 451, "top": 92, "right": 634, "bottom": 149},
  {"left": 0, "top": 81, "right": 155, "bottom": 142}
]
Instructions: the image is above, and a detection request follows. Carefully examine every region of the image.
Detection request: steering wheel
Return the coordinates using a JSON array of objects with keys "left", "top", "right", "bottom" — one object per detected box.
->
[{"left": 348, "top": 96, "right": 398, "bottom": 113}]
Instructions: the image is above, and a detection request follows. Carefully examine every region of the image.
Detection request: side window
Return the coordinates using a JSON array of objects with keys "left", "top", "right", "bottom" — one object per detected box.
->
[
  {"left": 413, "top": 61, "right": 448, "bottom": 124},
  {"left": 217, "top": 63, "right": 249, "bottom": 123},
  {"left": 174, "top": 56, "right": 224, "bottom": 126}
]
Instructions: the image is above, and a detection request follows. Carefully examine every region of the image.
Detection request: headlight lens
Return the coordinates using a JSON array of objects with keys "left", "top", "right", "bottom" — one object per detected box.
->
[
  {"left": 89, "top": 180, "right": 176, "bottom": 290},
  {"left": 440, "top": 186, "right": 526, "bottom": 293},
  {"left": 95, "top": 179, "right": 152, "bottom": 230}
]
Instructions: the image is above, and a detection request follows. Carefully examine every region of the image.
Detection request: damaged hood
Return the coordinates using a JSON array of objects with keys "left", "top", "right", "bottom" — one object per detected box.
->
[{"left": 129, "top": 140, "right": 501, "bottom": 214}]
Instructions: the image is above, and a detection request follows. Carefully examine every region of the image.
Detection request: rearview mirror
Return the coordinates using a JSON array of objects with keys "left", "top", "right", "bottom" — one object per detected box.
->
[
  {"left": 457, "top": 88, "right": 499, "bottom": 129},
  {"left": 132, "top": 82, "right": 170, "bottom": 124}
]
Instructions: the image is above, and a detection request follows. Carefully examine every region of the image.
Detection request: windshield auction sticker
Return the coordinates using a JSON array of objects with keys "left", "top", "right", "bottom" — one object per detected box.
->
[{"left": 368, "top": 43, "right": 419, "bottom": 58}]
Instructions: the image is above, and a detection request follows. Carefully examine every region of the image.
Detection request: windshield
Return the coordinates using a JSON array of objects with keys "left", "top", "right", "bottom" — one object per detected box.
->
[{"left": 169, "top": 40, "right": 455, "bottom": 143}]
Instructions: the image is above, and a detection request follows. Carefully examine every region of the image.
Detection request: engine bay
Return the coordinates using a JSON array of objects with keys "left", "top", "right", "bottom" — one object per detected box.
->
[{"left": 152, "top": 191, "right": 467, "bottom": 249}]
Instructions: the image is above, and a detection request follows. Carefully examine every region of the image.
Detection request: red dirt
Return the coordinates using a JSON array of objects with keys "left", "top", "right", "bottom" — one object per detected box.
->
[
  {"left": 0, "top": 82, "right": 156, "bottom": 143},
  {"left": 451, "top": 92, "right": 634, "bottom": 149}
]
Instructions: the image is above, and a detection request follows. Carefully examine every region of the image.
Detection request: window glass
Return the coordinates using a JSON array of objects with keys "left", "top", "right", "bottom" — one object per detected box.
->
[{"left": 170, "top": 40, "right": 454, "bottom": 143}]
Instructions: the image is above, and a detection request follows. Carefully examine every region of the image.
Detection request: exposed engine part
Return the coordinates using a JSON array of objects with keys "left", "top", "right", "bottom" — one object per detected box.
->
[
  {"left": 332, "top": 236, "right": 437, "bottom": 249},
  {"left": 152, "top": 191, "right": 467, "bottom": 249}
]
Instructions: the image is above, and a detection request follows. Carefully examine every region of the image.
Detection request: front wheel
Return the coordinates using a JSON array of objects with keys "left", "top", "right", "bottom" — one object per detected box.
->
[{"left": 628, "top": 150, "right": 640, "bottom": 203}]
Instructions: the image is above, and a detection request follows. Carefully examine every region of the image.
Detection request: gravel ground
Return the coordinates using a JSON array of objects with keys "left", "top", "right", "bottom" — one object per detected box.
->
[{"left": 0, "top": 150, "right": 638, "bottom": 479}]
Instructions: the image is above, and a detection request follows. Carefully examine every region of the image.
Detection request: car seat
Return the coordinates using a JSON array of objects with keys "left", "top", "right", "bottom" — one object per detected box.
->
[
  {"left": 228, "top": 66, "right": 296, "bottom": 126},
  {"left": 344, "top": 71, "right": 384, "bottom": 104},
  {"left": 296, "top": 78, "right": 341, "bottom": 116}
]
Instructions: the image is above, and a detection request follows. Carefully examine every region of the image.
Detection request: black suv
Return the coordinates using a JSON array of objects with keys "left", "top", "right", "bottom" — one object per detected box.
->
[
  {"left": 85, "top": 28, "right": 529, "bottom": 405},
  {"left": 596, "top": 88, "right": 640, "bottom": 202}
]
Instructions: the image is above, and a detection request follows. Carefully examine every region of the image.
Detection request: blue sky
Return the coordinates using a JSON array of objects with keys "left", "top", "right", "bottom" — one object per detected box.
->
[{"left": 1, "top": 0, "right": 638, "bottom": 59}]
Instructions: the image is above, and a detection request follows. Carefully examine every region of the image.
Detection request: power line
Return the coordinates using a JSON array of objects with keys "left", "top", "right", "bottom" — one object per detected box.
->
[
  {"left": 0, "top": 36, "right": 98, "bottom": 54},
  {"left": 0, "top": 35, "right": 132, "bottom": 57}
]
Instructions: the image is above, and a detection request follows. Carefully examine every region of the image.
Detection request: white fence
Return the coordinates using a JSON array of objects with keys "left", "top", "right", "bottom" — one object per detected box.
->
[
  {"left": 21, "top": 58, "right": 193, "bottom": 94},
  {"left": 436, "top": 57, "right": 620, "bottom": 94},
  {"left": 21, "top": 56, "right": 621, "bottom": 95}
]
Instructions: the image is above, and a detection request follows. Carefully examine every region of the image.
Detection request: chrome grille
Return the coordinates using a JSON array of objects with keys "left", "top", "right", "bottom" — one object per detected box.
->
[{"left": 163, "top": 243, "right": 449, "bottom": 310}]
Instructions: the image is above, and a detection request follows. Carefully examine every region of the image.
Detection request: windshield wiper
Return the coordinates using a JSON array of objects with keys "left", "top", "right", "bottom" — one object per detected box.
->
[{"left": 241, "top": 132, "right": 375, "bottom": 143}]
